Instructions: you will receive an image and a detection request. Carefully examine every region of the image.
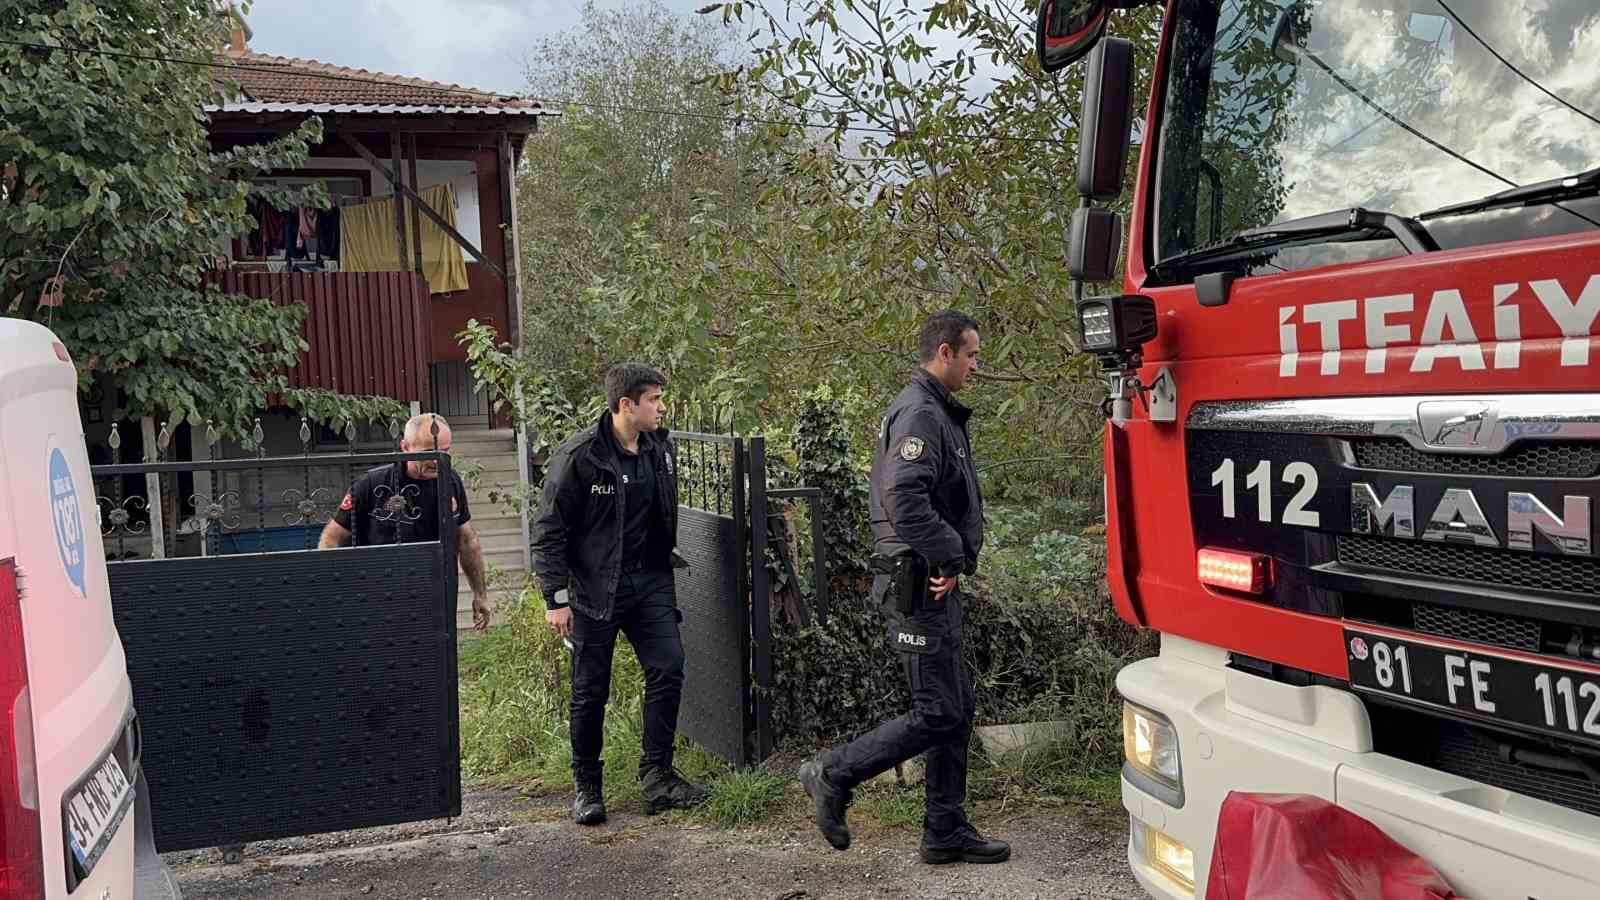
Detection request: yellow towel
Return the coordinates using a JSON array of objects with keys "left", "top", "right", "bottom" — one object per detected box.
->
[{"left": 341, "top": 183, "right": 471, "bottom": 294}]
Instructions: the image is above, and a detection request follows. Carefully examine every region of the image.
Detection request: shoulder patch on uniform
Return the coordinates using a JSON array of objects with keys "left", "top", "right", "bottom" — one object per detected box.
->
[
  {"left": 339, "top": 492, "right": 354, "bottom": 511},
  {"left": 899, "top": 436, "right": 925, "bottom": 461}
]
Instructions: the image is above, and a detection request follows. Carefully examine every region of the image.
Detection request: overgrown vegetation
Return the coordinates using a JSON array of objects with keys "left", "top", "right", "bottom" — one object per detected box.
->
[
  {"left": 768, "top": 396, "right": 1152, "bottom": 776},
  {"left": 457, "top": 0, "right": 1162, "bottom": 827}
]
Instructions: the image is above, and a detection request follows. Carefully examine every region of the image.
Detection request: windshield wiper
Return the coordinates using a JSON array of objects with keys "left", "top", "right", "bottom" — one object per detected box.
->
[
  {"left": 1151, "top": 207, "right": 1439, "bottom": 277},
  {"left": 1417, "top": 166, "right": 1600, "bottom": 222}
]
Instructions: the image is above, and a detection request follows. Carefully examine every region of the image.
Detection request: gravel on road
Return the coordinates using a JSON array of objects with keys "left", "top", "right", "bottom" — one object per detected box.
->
[{"left": 169, "top": 788, "right": 1145, "bottom": 900}]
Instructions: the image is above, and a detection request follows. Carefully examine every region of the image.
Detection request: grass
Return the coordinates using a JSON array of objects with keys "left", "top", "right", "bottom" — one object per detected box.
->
[
  {"left": 853, "top": 782, "right": 926, "bottom": 828},
  {"left": 690, "top": 770, "right": 794, "bottom": 829},
  {"left": 459, "top": 587, "right": 1127, "bottom": 834}
]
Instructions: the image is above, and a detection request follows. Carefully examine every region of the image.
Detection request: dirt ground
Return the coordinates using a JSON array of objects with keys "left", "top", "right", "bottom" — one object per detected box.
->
[{"left": 167, "top": 788, "right": 1144, "bottom": 900}]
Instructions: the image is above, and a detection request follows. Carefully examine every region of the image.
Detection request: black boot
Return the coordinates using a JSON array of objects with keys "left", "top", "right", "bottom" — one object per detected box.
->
[
  {"left": 639, "top": 762, "right": 707, "bottom": 814},
  {"left": 572, "top": 763, "right": 606, "bottom": 826},
  {"left": 797, "top": 755, "right": 852, "bottom": 851},
  {"left": 920, "top": 823, "right": 1010, "bottom": 865}
]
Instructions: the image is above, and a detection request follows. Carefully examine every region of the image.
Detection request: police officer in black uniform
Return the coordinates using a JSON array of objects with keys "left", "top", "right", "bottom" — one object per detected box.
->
[
  {"left": 530, "top": 362, "right": 707, "bottom": 826},
  {"left": 799, "top": 310, "right": 1009, "bottom": 865}
]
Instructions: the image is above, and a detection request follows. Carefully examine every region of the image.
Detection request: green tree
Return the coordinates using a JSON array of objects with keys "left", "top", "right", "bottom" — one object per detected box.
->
[
  {"left": 2, "top": 0, "right": 402, "bottom": 434},
  {"left": 685, "top": 0, "right": 1160, "bottom": 495}
]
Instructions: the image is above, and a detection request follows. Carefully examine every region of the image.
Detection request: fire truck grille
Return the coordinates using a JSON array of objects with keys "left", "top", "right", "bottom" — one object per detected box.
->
[
  {"left": 1410, "top": 602, "right": 1543, "bottom": 652},
  {"left": 1349, "top": 438, "right": 1600, "bottom": 478},
  {"left": 1432, "top": 725, "right": 1600, "bottom": 819},
  {"left": 1338, "top": 535, "right": 1600, "bottom": 597}
]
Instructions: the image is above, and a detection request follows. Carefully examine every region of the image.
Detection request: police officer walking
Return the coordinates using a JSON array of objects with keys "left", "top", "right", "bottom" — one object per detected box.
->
[
  {"left": 530, "top": 362, "right": 707, "bottom": 826},
  {"left": 799, "top": 310, "right": 1009, "bottom": 865}
]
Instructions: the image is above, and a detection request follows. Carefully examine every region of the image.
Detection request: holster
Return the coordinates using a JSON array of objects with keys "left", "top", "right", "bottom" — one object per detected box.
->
[{"left": 872, "top": 550, "right": 928, "bottom": 614}]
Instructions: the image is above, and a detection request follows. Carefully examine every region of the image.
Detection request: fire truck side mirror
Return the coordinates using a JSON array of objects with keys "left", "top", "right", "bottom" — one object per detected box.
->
[
  {"left": 1036, "top": 0, "right": 1111, "bottom": 72},
  {"left": 1077, "top": 37, "right": 1136, "bottom": 202},
  {"left": 1068, "top": 207, "right": 1123, "bottom": 281}
]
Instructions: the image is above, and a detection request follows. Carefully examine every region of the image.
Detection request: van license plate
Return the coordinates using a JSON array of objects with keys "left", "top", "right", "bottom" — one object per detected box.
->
[
  {"left": 64, "top": 750, "right": 133, "bottom": 873},
  {"left": 1346, "top": 627, "right": 1600, "bottom": 747}
]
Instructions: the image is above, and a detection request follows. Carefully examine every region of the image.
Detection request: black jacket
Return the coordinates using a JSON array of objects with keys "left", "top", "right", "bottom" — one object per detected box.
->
[
  {"left": 869, "top": 370, "right": 984, "bottom": 577},
  {"left": 530, "top": 412, "right": 680, "bottom": 620}
]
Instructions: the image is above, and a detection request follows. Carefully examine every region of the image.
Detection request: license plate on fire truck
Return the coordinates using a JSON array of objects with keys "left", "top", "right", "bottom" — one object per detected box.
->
[
  {"left": 1346, "top": 626, "right": 1600, "bottom": 745},
  {"left": 64, "top": 748, "right": 133, "bottom": 873}
]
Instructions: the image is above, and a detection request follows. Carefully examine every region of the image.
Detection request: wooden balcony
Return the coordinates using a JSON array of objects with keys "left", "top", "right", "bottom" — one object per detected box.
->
[{"left": 212, "top": 270, "right": 432, "bottom": 402}]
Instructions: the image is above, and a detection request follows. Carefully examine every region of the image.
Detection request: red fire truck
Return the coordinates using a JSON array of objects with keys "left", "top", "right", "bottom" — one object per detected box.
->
[{"left": 1038, "top": 1, "right": 1600, "bottom": 897}]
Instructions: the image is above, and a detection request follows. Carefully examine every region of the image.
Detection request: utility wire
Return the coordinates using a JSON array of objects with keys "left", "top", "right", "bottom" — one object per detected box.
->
[
  {"left": 1434, "top": 0, "right": 1600, "bottom": 129},
  {"left": 0, "top": 37, "right": 1073, "bottom": 147}
]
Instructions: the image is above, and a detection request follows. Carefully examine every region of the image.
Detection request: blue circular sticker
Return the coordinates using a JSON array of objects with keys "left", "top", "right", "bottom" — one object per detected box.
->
[{"left": 49, "top": 447, "right": 87, "bottom": 596}]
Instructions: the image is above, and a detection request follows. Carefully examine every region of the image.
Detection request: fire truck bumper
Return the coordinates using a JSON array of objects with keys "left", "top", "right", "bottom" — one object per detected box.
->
[{"left": 1118, "top": 634, "right": 1600, "bottom": 900}]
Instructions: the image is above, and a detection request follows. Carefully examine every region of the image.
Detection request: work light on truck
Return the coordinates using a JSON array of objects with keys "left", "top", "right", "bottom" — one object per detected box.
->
[{"left": 1077, "top": 294, "right": 1156, "bottom": 359}]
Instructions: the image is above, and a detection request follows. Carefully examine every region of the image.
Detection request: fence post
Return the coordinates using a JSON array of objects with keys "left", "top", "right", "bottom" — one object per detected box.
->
[
  {"left": 141, "top": 417, "right": 166, "bottom": 559},
  {"left": 513, "top": 356, "right": 532, "bottom": 572},
  {"left": 747, "top": 437, "right": 774, "bottom": 763}
]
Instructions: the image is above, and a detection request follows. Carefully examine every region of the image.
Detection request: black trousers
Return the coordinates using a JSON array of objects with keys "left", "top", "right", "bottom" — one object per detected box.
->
[
  {"left": 569, "top": 568, "right": 686, "bottom": 776},
  {"left": 823, "top": 583, "right": 976, "bottom": 840}
]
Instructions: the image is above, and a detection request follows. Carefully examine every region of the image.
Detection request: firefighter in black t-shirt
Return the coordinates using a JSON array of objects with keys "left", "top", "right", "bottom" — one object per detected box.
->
[{"left": 318, "top": 414, "right": 492, "bottom": 632}]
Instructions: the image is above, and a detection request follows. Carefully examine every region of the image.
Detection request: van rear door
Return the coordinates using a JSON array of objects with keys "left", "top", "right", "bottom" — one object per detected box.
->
[{"left": 0, "top": 320, "right": 136, "bottom": 897}]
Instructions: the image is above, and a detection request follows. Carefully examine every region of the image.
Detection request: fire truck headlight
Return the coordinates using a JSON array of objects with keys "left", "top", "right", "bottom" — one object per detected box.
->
[{"left": 1123, "top": 702, "right": 1181, "bottom": 791}]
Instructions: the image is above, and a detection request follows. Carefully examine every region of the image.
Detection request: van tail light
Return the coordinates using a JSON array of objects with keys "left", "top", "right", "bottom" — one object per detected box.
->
[
  {"left": 0, "top": 561, "right": 45, "bottom": 899},
  {"left": 1197, "top": 547, "right": 1272, "bottom": 594}
]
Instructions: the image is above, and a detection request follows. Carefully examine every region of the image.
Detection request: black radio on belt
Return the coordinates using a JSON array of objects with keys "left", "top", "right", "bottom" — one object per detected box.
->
[{"left": 889, "top": 551, "right": 929, "bottom": 614}]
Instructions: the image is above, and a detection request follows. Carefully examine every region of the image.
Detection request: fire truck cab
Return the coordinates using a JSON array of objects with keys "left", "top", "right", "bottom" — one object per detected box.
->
[{"left": 1040, "top": 0, "right": 1600, "bottom": 896}]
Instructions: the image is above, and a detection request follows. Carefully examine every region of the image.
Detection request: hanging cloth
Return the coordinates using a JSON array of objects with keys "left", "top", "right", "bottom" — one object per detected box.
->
[
  {"left": 339, "top": 183, "right": 469, "bottom": 294},
  {"left": 318, "top": 206, "right": 342, "bottom": 259}
]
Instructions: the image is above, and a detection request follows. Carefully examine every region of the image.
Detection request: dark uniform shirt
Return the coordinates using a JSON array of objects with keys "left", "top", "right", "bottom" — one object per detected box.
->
[
  {"left": 869, "top": 370, "right": 984, "bottom": 577},
  {"left": 619, "top": 448, "right": 659, "bottom": 567},
  {"left": 333, "top": 462, "right": 471, "bottom": 546}
]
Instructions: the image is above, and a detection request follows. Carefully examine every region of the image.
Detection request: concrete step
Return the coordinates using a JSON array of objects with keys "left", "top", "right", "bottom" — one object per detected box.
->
[
  {"left": 468, "top": 512, "right": 522, "bottom": 531},
  {"left": 455, "top": 454, "right": 521, "bottom": 473},
  {"left": 477, "top": 531, "right": 526, "bottom": 553},
  {"left": 481, "top": 547, "right": 525, "bottom": 570},
  {"left": 448, "top": 427, "right": 516, "bottom": 447}
]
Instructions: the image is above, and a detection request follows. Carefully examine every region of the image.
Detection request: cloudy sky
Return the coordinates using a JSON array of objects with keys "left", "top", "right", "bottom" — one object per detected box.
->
[{"left": 241, "top": 0, "right": 715, "bottom": 96}]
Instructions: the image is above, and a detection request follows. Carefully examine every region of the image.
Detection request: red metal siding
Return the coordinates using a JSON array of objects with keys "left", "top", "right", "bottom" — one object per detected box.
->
[{"left": 212, "top": 270, "right": 432, "bottom": 402}]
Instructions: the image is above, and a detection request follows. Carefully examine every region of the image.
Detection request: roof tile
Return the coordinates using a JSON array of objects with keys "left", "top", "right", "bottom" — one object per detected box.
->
[{"left": 213, "top": 51, "right": 536, "bottom": 111}]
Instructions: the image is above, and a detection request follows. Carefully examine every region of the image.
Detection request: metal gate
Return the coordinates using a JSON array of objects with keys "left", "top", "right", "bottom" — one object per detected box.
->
[
  {"left": 92, "top": 420, "right": 460, "bottom": 852},
  {"left": 671, "top": 426, "right": 826, "bottom": 767}
]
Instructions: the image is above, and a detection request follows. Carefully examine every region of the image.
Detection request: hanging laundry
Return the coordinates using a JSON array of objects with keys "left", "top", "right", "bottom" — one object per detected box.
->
[
  {"left": 341, "top": 184, "right": 468, "bottom": 293},
  {"left": 299, "top": 207, "right": 318, "bottom": 253},
  {"left": 317, "top": 206, "right": 341, "bottom": 259},
  {"left": 244, "top": 197, "right": 267, "bottom": 257},
  {"left": 283, "top": 206, "right": 308, "bottom": 259},
  {"left": 261, "top": 205, "right": 286, "bottom": 256}
]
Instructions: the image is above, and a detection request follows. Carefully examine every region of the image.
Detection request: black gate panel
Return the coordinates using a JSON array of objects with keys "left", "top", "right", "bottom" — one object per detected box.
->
[
  {"left": 110, "top": 544, "right": 460, "bottom": 851},
  {"left": 674, "top": 507, "right": 751, "bottom": 766}
]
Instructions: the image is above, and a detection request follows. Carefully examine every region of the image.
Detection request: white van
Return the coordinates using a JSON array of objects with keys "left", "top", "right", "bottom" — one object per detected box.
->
[{"left": 0, "top": 319, "right": 179, "bottom": 899}]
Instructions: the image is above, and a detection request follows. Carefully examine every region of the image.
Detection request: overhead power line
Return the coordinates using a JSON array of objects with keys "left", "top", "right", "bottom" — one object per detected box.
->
[
  {"left": 0, "top": 38, "right": 1073, "bottom": 147},
  {"left": 1433, "top": 0, "right": 1600, "bottom": 129}
]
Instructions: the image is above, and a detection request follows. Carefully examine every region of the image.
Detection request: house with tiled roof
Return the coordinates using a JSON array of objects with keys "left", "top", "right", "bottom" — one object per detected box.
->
[{"left": 186, "top": 12, "right": 553, "bottom": 625}]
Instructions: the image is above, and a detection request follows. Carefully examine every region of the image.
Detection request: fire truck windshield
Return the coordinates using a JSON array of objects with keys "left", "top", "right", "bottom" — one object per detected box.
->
[{"left": 1153, "top": 0, "right": 1600, "bottom": 279}]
